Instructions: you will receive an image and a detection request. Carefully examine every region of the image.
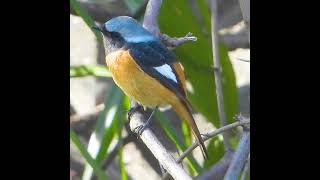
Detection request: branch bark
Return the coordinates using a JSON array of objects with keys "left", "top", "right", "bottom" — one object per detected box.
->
[
  {"left": 210, "top": 0, "right": 232, "bottom": 152},
  {"left": 129, "top": 101, "right": 192, "bottom": 180},
  {"left": 177, "top": 119, "right": 249, "bottom": 164},
  {"left": 224, "top": 131, "right": 250, "bottom": 180},
  {"left": 162, "top": 119, "right": 249, "bottom": 179},
  {"left": 143, "top": 0, "right": 162, "bottom": 36}
]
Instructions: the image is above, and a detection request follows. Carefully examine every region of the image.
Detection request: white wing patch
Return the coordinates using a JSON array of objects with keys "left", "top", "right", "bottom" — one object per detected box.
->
[{"left": 153, "top": 64, "right": 177, "bottom": 83}]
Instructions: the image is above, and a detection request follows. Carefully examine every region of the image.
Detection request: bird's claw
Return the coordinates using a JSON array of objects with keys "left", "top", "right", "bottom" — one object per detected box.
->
[
  {"left": 133, "top": 124, "right": 147, "bottom": 138},
  {"left": 127, "top": 105, "right": 143, "bottom": 122}
]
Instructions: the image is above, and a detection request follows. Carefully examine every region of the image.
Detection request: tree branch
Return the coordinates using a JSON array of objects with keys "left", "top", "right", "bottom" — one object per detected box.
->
[
  {"left": 129, "top": 102, "right": 192, "bottom": 180},
  {"left": 177, "top": 119, "right": 250, "bottom": 164},
  {"left": 143, "top": 0, "right": 162, "bottom": 36},
  {"left": 224, "top": 131, "right": 250, "bottom": 180},
  {"left": 160, "top": 33, "right": 197, "bottom": 50},
  {"left": 210, "top": 0, "right": 232, "bottom": 151},
  {"left": 162, "top": 119, "right": 249, "bottom": 179}
]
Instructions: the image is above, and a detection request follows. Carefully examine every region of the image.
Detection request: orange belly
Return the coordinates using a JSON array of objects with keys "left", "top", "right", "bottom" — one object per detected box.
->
[{"left": 106, "top": 50, "right": 182, "bottom": 108}]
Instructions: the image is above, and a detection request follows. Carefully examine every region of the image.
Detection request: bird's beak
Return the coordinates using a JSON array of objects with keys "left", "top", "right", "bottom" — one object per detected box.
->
[{"left": 91, "top": 25, "right": 103, "bottom": 32}]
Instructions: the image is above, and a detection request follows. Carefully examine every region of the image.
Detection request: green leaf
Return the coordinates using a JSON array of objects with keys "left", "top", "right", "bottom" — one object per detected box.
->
[
  {"left": 158, "top": 0, "right": 238, "bottom": 127},
  {"left": 155, "top": 112, "right": 202, "bottom": 174},
  {"left": 118, "top": 140, "right": 127, "bottom": 180},
  {"left": 203, "top": 136, "right": 225, "bottom": 169},
  {"left": 116, "top": 96, "right": 129, "bottom": 180},
  {"left": 219, "top": 43, "right": 238, "bottom": 124},
  {"left": 70, "top": 129, "right": 108, "bottom": 180},
  {"left": 70, "top": 65, "right": 112, "bottom": 78},
  {"left": 70, "top": 0, "right": 103, "bottom": 43},
  {"left": 82, "top": 84, "right": 124, "bottom": 180}
]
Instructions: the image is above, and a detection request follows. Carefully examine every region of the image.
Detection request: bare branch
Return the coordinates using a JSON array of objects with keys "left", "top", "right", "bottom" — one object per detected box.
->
[
  {"left": 224, "top": 131, "right": 250, "bottom": 180},
  {"left": 143, "top": 0, "right": 162, "bottom": 36},
  {"left": 162, "top": 119, "right": 249, "bottom": 179},
  {"left": 142, "top": 0, "right": 198, "bottom": 48},
  {"left": 129, "top": 105, "right": 192, "bottom": 180},
  {"left": 177, "top": 119, "right": 250, "bottom": 164},
  {"left": 160, "top": 33, "right": 197, "bottom": 50},
  {"left": 210, "top": 0, "right": 232, "bottom": 151},
  {"left": 197, "top": 151, "right": 234, "bottom": 180}
]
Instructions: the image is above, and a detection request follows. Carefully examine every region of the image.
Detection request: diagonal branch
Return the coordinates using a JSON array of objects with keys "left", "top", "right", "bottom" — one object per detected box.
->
[
  {"left": 224, "top": 131, "right": 250, "bottom": 180},
  {"left": 129, "top": 100, "right": 192, "bottom": 180},
  {"left": 162, "top": 119, "right": 249, "bottom": 179},
  {"left": 177, "top": 119, "right": 250, "bottom": 164}
]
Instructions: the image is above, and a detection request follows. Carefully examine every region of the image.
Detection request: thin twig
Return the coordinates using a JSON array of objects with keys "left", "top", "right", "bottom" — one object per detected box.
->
[
  {"left": 210, "top": 0, "right": 232, "bottom": 151},
  {"left": 161, "top": 118, "right": 249, "bottom": 179},
  {"left": 224, "top": 131, "right": 250, "bottom": 180},
  {"left": 177, "top": 119, "right": 250, "bottom": 163},
  {"left": 160, "top": 33, "right": 197, "bottom": 50}
]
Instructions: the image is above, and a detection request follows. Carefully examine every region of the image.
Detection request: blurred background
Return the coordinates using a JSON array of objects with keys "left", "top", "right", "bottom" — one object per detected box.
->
[{"left": 70, "top": 0, "right": 249, "bottom": 179}]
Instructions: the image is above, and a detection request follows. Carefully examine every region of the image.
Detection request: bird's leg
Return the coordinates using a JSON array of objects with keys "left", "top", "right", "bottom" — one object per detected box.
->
[
  {"left": 134, "top": 107, "right": 157, "bottom": 136},
  {"left": 127, "top": 104, "right": 143, "bottom": 123}
]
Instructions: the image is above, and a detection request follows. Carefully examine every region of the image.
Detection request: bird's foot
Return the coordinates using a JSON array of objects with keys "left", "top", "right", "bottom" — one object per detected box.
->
[
  {"left": 127, "top": 105, "right": 143, "bottom": 122},
  {"left": 132, "top": 108, "right": 157, "bottom": 138},
  {"left": 133, "top": 124, "right": 148, "bottom": 137}
]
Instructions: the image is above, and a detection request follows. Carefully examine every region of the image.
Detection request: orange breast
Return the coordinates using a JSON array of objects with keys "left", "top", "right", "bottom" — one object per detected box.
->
[{"left": 106, "top": 50, "right": 181, "bottom": 108}]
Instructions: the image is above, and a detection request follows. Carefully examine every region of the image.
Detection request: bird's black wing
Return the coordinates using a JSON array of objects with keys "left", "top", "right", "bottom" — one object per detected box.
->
[{"left": 127, "top": 41, "right": 186, "bottom": 97}]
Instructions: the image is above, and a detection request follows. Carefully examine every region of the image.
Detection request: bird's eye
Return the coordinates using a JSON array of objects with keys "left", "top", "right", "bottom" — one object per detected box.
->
[{"left": 111, "top": 32, "right": 121, "bottom": 39}]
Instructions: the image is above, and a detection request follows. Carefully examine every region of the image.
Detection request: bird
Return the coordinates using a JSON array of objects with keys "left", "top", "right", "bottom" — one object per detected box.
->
[{"left": 93, "top": 16, "right": 208, "bottom": 159}]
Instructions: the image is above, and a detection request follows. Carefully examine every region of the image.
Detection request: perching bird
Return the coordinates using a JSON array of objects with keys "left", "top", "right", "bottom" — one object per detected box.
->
[{"left": 93, "top": 16, "right": 208, "bottom": 159}]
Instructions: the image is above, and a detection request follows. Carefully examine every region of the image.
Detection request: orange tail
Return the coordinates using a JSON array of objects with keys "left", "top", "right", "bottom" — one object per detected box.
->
[{"left": 172, "top": 98, "right": 208, "bottom": 159}]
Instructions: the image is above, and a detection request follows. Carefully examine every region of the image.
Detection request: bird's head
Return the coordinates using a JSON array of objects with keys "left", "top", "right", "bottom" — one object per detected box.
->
[{"left": 93, "top": 16, "right": 157, "bottom": 54}]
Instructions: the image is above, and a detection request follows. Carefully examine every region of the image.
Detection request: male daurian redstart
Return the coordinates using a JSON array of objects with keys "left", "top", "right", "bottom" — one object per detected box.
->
[{"left": 93, "top": 16, "right": 208, "bottom": 159}]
